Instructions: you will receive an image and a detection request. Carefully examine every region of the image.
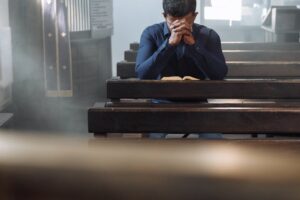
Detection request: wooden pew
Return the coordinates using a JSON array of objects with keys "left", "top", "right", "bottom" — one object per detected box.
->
[
  {"left": 120, "top": 42, "right": 300, "bottom": 79},
  {"left": 124, "top": 49, "right": 300, "bottom": 62},
  {"left": 129, "top": 42, "right": 300, "bottom": 51},
  {"left": 3, "top": 134, "right": 300, "bottom": 199},
  {"left": 109, "top": 42, "right": 300, "bottom": 136},
  {"left": 222, "top": 42, "right": 300, "bottom": 50},
  {"left": 88, "top": 79, "right": 300, "bottom": 134},
  {"left": 117, "top": 61, "right": 300, "bottom": 79},
  {"left": 107, "top": 79, "right": 300, "bottom": 99},
  {"left": 224, "top": 50, "right": 300, "bottom": 62},
  {"left": 89, "top": 105, "right": 300, "bottom": 134}
]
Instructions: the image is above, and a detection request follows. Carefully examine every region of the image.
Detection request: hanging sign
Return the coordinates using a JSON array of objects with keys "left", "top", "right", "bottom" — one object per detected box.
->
[{"left": 90, "top": 0, "right": 113, "bottom": 38}]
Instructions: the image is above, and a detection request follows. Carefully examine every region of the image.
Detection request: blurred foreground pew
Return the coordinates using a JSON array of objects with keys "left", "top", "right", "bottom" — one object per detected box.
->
[{"left": 2, "top": 133, "right": 300, "bottom": 199}]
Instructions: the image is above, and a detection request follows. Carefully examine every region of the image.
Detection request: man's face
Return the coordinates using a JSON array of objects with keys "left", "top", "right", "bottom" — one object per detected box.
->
[{"left": 164, "top": 12, "right": 198, "bottom": 29}]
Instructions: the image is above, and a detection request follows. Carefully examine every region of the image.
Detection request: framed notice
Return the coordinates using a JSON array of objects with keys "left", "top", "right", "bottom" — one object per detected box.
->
[{"left": 90, "top": 0, "right": 113, "bottom": 39}]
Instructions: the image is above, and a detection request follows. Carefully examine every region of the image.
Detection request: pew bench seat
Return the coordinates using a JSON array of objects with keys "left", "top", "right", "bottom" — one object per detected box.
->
[
  {"left": 124, "top": 50, "right": 300, "bottom": 62},
  {"left": 117, "top": 61, "right": 300, "bottom": 79},
  {"left": 89, "top": 101, "right": 300, "bottom": 134},
  {"left": 88, "top": 79, "right": 300, "bottom": 136},
  {"left": 129, "top": 42, "right": 300, "bottom": 51}
]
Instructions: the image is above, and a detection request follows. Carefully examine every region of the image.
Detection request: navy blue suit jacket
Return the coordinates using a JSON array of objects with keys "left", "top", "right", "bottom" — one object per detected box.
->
[{"left": 136, "top": 22, "right": 228, "bottom": 80}]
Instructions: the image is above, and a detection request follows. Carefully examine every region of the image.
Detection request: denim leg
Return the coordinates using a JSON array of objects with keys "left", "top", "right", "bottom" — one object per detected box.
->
[
  {"left": 198, "top": 133, "right": 223, "bottom": 139},
  {"left": 149, "top": 133, "right": 167, "bottom": 139},
  {"left": 149, "top": 133, "right": 223, "bottom": 139},
  {"left": 150, "top": 99, "right": 221, "bottom": 139},
  {"left": 149, "top": 99, "right": 172, "bottom": 139}
]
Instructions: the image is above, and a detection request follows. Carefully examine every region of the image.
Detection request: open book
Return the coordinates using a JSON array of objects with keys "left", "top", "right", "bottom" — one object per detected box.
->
[{"left": 161, "top": 76, "right": 200, "bottom": 81}]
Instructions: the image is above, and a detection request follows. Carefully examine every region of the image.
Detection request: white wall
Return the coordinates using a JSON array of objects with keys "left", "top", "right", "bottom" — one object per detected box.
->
[
  {"left": 0, "top": 0, "right": 9, "bottom": 27},
  {"left": 112, "top": 0, "right": 200, "bottom": 76},
  {"left": 0, "top": 0, "right": 12, "bottom": 87},
  {"left": 0, "top": 0, "right": 12, "bottom": 110}
]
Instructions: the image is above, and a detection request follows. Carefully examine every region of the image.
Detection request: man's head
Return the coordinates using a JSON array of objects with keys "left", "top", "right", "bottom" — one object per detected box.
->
[{"left": 163, "top": 0, "right": 198, "bottom": 27}]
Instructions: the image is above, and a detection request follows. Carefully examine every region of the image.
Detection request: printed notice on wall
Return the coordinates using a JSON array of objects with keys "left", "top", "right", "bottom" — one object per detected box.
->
[{"left": 90, "top": 0, "right": 113, "bottom": 39}]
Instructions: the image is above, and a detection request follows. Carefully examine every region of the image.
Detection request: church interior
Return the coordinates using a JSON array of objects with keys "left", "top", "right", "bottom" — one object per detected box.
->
[{"left": 2, "top": 0, "right": 300, "bottom": 199}]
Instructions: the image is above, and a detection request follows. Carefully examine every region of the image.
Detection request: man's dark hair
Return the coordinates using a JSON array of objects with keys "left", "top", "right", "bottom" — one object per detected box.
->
[{"left": 163, "top": 0, "right": 196, "bottom": 17}]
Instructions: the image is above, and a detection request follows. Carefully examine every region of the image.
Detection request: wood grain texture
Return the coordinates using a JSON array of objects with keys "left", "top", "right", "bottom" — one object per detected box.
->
[
  {"left": 89, "top": 104, "right": 300, "bottom": 133},
  {"left": 107, "top": 79, "right": 300, "bottom": 99},
  {"left": 129, "top": 42, "right": 300, "bottom": 51},
  {"left": 117, "top": 61, "right": 300, "bottom": 79},
  {"left": 124, "top": 50, "right": 300, "bottom": 62}
]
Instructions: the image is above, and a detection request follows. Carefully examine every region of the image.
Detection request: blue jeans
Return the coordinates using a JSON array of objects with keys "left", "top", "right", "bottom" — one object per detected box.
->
[
  {"left": 149, "top": 133, "right": 223, "bottom": 139},
  {"left": 150, "top": 99, "right": 223, "bottom": 139}
]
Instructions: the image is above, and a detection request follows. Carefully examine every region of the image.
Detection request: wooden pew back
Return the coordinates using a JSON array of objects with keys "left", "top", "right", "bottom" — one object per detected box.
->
[
  {"left": 130, "top": 42, "right": 300, "bottom": 51},
  {"left": 124, "top": 50, "right": 300, "bottom": 62},
  {"left": 117, "top": 61, "right": 300, "bottom": 79},
  {"left": 118, "top": 42, "right": 300, "bottom": 79},
  {"left": 107, "top": 79, "right": 300, "bottom": 99},
  {"left": 88, "top": 79, "right": 300, "bottom": 134}
]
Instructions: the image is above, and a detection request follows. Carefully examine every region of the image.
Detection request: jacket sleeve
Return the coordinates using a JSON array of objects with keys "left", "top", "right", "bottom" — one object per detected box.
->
[
  {"left": 186, "top": 30, "right": 228, "bottom": 80},
  {"left": 135, "top": 28, "right": 176, "bottom": 79}
]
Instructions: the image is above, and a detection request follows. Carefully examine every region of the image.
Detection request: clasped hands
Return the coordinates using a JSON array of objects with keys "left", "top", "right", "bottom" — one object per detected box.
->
[{"left": 168, "top": 19, "right": 195, "bottom": 46}]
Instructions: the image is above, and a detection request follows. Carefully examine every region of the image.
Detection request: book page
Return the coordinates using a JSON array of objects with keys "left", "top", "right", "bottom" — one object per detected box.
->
[
  {"left": 161, "top": 76, "right": 183, "bottom": 81},
  {"left": 161, "top": 76, "right": 200, "bottom": 81},
  {"left": 183, "top": 76, "right": 200, "bottom": 81}
]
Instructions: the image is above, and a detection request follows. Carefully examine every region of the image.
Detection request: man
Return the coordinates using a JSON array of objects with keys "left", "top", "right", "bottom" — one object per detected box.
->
[
  {"left": 136, "top": 0, "right": 227, "bottom": 80},
  {"left": 136, "top": 0, "right": 228, "bottom": 139}
]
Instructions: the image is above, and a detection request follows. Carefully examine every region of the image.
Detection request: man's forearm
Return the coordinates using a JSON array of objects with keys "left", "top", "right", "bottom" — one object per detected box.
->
[
  {"left": 186, "top": 45, "right": 228, "bottom": 80},
  {"left": 136, "top": 40, "right": 176, "bottom": 79}
]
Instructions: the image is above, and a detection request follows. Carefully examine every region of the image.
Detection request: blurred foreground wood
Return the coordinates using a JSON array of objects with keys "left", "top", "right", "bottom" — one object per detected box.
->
[{"left": 1, "top": 133, "right": 300, "bottom": 199}]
